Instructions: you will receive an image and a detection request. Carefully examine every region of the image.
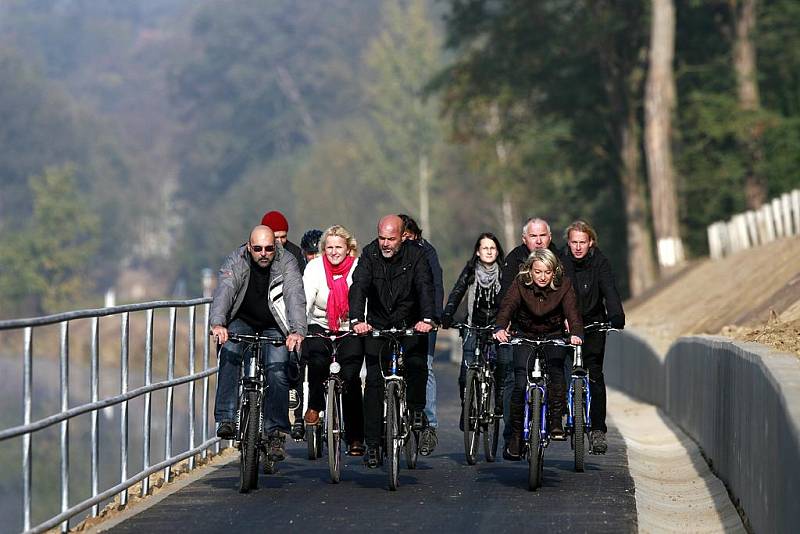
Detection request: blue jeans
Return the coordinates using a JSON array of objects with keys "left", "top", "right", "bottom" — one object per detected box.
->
[
  {"left": 214, "top": 320, "right": 290, "bottom": 435},
  {"left": 497, "top": 343, "right": 514, "bottom": 441},
  {"left": 424, "top": 331, "right": 438, "bottom": 428}
]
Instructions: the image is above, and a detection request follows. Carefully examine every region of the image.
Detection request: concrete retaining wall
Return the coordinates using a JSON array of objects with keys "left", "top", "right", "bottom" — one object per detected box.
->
[{"left": 605, "top": 330, "right": 800, "bottom": 534}]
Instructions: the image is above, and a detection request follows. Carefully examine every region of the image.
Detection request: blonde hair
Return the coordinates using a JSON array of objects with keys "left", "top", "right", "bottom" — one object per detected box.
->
[
  {"left": 564, "top": 220, "right": 598, "bottom": 245},
  {"left": 321, "top": 225, "right": 358, "bottom": 256},
  {"left": 518, "top": 248, "right": 562, "bottom": 289}
]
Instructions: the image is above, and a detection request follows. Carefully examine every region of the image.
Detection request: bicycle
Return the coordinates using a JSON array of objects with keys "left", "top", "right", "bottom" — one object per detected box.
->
[
  {"left": 506, "top": 335, "right": 578, "bottom": 491},
  {"left": 303, "top": 330, "right": 358, "bottom": 483},
  {"left": 455, "top": 323, "right": 501, "bottom": 465},
  {"left": 220, "top": 332, "right": 286, "bottom": 493},
  {"left": 567, "top": 321, "right": 620, "bottom": 469},
  {"left": 371, "top": 328, "right": 431, "bottom": 491}
]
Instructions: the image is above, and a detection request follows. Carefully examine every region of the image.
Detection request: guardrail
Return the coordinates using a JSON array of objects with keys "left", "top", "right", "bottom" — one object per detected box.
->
[
  {"left": 0, "top": 298, "right": 224, "bottom": 534},
  {"left": 707, "top": 189, "right": 800, "bottom": 259}
]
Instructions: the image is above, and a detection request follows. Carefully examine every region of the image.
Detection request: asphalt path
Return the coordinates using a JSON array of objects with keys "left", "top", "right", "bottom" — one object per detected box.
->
[{"left": 106, "top": 357, "right": 637, "bottom": 533}]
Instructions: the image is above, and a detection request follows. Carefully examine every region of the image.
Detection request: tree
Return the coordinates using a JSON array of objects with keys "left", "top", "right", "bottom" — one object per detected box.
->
[{"left": 645, "top": 0, "right": 685, "bottom": 269}]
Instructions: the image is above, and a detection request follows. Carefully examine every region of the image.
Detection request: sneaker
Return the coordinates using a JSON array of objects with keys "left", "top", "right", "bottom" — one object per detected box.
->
[
  {"left": 216, "top": 421, "right": 235, "bottom": 440},
  {"left": 502, "top": 435, "right": 521, "bottom": 461},
  {"left": 365, "top": 446, "right": 381, "bottom": 469},
  {"left": 290, "top": 421, "right": 305, "bottom": 440},
  {"left": 267, "top": 433, "right": 286, "bottom": 461},
  {"left": 288, "top": 388, "right": 300, "bottom": 411},
  {"left": 550, "top": 417, "right": 566, "bottom": 441},
  {"left": 411, "top": 410, "right": 427, "bottom": 431},
  {"left": 419, "top": 427, "right": 438, "bottom": 456},
  {"left": 590, "top": 430, "right": 608, "bottom": 454}
]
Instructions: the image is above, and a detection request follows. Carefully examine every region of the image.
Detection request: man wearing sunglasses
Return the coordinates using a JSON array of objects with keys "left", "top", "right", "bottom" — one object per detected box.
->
[{"left": 210, "top": 225, "right": 307, "bottom": 463}]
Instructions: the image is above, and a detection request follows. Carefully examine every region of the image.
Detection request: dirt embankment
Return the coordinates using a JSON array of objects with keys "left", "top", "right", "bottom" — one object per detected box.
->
[{"left": 625, "top": 237, "right": 800, "bottom": 357}]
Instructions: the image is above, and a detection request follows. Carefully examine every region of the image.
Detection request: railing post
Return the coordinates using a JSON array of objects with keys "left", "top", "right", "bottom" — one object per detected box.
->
[
  {"left": 202, "top": 303, "right": 210, "bottom": 460},
  {"left": 22, "top": 327, "right": 32, "bottom": 532},
  {"left": 188, "top": 306, "right": 196, "bottom": 470},
  {"left": 90, "top": 317, "right": 100, "bottom": 516},
  {"left": 141, "top": 309, "right": 154, "bottom": 497},
  {"left": 164, "top": 307, "right": 176, "bottom": 483},
  {"left": 119, "top": 313, "right": 129, "bottom": 507},
  {"left": 60, "top": 321, "right": 70, "bottom": 533}
]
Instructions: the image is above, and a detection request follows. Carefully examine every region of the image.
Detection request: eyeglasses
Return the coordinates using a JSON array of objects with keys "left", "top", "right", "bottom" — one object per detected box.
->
[{"left": 250, "top": 245, "right": 275, "bottom": 253}]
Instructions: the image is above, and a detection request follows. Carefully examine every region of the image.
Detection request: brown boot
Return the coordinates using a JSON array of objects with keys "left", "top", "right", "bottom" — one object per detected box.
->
[{"left": 304, "top": 409, "right": 320, "bottom": 425}]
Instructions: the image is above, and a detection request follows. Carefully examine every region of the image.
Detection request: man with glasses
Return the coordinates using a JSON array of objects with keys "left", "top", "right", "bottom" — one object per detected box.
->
[{"left": 210, "top": 225, "right": 306, "bottom": 462}]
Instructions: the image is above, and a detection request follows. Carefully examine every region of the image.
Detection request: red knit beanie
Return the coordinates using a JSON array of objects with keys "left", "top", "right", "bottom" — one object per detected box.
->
[{"left": 260, "top": 211, "right": 289, "bottom": 232}]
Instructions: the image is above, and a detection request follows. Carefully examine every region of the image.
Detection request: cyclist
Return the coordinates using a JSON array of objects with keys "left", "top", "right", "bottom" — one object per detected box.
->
[
  {"left": 440, "top": 232, "right": 505, "bottom": 428},
  {"left": 560, "top": 220, "right": 625, "bottom": 454},
  {"left": 399, "top": 214, "right": 443, "bottom": 456},
  {"left": 261, "top": 210, "right": 307, "bottom": 273},
  {"left": 493, "top": 248, "right": 582, "bottom": 461},
  {"left": 289, "top": 228, "right": 324, "bottom": 440},
  {"left": 349, "top": 214, "right": 436, "bottom": 468},
  {"left": 210, "top": 225, "right": 306, "bottom": 462},
  {"left": 301, "top": 225, "right": 366, "bottom": 456},
  {"left": 496, "top": 218, "right": 560, "bottom": 451}
]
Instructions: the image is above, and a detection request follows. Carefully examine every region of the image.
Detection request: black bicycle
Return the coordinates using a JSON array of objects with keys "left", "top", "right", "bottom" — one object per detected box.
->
[
  {"left": 371, "top": 328, "right": 431, "bottom": 491},
  {"left": 221, "top": 332, "right": 286, "bottom": 493},
  {"left": 455, "top": 324, "right": 501, "bottom": 465},
  {"left": 506, "top": 335, "right": 578, "bottom": 491},
  {"left": 303, "top": 330, "right": 357, "bottom": 483}
]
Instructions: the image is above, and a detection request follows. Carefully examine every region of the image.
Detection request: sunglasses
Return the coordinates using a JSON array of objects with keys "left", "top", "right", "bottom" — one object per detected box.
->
[{"left": 250, "top": 245, "right": 275, "bottom": 253}]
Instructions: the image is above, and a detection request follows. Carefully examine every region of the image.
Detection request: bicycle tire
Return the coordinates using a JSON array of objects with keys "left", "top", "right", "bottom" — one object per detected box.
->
[
  {"left": 404, "top": 428, "right": 419, "bottom": 469},
  {"left": 326, "top": 380, "right": 342, "bottom": 483},
  {"left": 238, "top": 390, "right": 260, "bottom": 493},
  {"left": 484, "top": 377, "right": 499, "bottom": 463},
  {"left": 528, "top": 386, "right": 544, "bottom": 491},
  {"left": 463, "top": 370, "right": 480, "bottom": 465},
  {"left": 573, "top": 377, "right": 586, "bottom": 473},
  {"left": 386, "top": 381, "right": 401, "bottom": 491}
]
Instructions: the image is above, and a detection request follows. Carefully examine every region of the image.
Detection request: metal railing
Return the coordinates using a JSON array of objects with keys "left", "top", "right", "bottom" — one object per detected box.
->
[{"left": 0, "top": 298, "right": 225, "bottom": 534}]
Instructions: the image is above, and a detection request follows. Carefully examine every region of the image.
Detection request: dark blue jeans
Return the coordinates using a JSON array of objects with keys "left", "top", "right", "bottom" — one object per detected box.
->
[
  {"left": 214, "top": 320, "right": 290, "bottom": 435},
  {"left": 497, "top": 343, "right": 514, "bottom": 441}
]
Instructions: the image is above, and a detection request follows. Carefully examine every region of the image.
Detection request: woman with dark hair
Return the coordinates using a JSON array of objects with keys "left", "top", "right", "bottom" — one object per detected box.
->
[
  {"left": 493, "top": 248, "right": 583, "bottom": 460},
  {"left": 441, "top": 232, "right": 506, "bottom": 426}
]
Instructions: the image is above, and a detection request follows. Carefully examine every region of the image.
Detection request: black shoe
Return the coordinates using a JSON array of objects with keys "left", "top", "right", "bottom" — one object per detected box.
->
[
  {"left": 412, "top": 410, "right": 428, "bottom": 431},
  {"left": 550, "top": 417, "right": 566, "bottom": 441},
  {"left": 365, "top": 446, "right": 380, "bottom": 469},
  {"left": 590, "top": 430, "right": 608, "bottom": 454},
  {"left": 290, "top": 421, "right": 305, "bottom": 440},
  {"left": 216, "top": 421, "right": 235, "bottom": 440},
  {"left": 267, "top": 433, "right": 286, "bottom": 461},
  {"left": 502, "top": 438, "right": 521, "bottom": 461},
  {"left": 419, "top": 427, "right": 438, "bottom": 456},
  {"left": 288, "top": 388, "right": 300, "bottom": 411}
]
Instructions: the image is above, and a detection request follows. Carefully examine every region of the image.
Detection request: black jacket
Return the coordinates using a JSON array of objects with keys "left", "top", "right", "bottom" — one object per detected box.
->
[
  {"left": 349, "top": 239, "right": 435, "bottom": 329},
  {"left": 284, "top": 240, "right": 307, "bottom": 274},
  {"left": 408, "top": 238, "right": 444, "bottom": 320},
  {"left": 560, "top": 246, "right": 625, "bottom": 326}
]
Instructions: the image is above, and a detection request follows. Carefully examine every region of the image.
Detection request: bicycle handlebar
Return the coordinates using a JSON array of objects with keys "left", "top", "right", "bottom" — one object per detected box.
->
[
  {"left": 225, "top": 332, "right": 287, "bottom": 345},
  {"left": 504, "top": 336, "right": 575, "bottom": 348},
  {"left": 452, "top": 323, "right": 495, "bottom": 332},
  {"left": 583, "top": 322, "right": 621, "bottom": 333},
  {"left": 370, "top": 327, "right": 437, "bottom": 338},
  {"left": 304, "top": 330, "right": 357, "bottom": 341}
]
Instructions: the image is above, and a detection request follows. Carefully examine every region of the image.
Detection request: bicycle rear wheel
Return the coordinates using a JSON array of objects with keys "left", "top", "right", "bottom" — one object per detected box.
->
[
  {"left": 527, "top": 386, "right": 544, "bottom": 491},
  {"left": 238, "top": 390, "right": 260, "bottom": 493},
  {"left": 385, "top": 381, "right": 402, "bottom": 491},
  {"left": 572, "top": 377, "right": 586, "bottom": 472},
  {"left": 483, "top": 377, "right": 499, "bottom": 463},
  {"left": 404, "top": 427, "right": 419, "bottom": 469},
  {"left": 463, "top": 370, "right": 480, "bottom": 465},
  {"left": 326, "top": 380, "right": 342, "bottom": 483}
]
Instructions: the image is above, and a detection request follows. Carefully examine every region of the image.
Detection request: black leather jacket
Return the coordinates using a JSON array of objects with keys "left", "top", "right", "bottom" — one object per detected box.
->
[{"left": 349, "top": 239, "right": 435, "bottom": 329}]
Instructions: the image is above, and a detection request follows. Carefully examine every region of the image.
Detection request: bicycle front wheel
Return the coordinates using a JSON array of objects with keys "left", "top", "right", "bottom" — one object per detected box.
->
[
  {"left": 326, "top": 380, "right": 342, "bottom": 483},
  {"left": 385, "top": 381, "right": 402, "bottom": 491},
  {"left": 463, "top": 370, "right": 480, "bottom": 465},
  {"left": 527, "top": 386, "right": 544, "bottom": 491},
  {"left": 238, "top": 390, "right": 260, "bottom": 493},
  {"left": 572, "top": 377, "right": 586, "bottom": 473},
  {"left": 483, "top": 377, "right": 499, "bottom": 463}
]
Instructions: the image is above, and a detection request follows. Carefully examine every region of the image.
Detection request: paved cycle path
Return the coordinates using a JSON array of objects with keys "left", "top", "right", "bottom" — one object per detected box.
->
[{"left": 101, "top": 359, "right": 637, "bottom": 533}]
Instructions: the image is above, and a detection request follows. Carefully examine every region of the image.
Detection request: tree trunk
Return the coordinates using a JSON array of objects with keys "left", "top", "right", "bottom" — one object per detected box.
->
[
  {"left": 419, "top": 153, "right": 430, "bottom": 238},
  {"left": 621, "top": 101, "right": 658, "bottom": 297},
  {"left": 732, "top": 0, "right": 767, "bottom": 209},
  {"left": 644, "top": 0, "right": 685, "bottom": 268}
]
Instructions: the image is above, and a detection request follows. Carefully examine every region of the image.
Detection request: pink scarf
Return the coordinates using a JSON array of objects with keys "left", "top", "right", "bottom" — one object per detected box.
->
[{"left": 323, "top": 254, "right": 355, "bottom": 331}]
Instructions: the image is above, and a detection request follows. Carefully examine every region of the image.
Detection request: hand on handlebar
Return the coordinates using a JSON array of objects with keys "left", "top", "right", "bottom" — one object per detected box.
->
[
  {"left": 413, "top": 321, "right": 433, "bottom": 334},
  {"left": 286, "top": 333, "right": 304, "bottom": 352},
  {"left": 569, "top": 335, "right": 582, "bottom": 346},
  {"left": 211, "top": 325, "right": 228, "bottom": 345},
  {"left": 353, "top": 321, "right": 373, "bottom": 335},
  {"left": 493, "top": 328, "right": 509, "bottom": 343}
]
